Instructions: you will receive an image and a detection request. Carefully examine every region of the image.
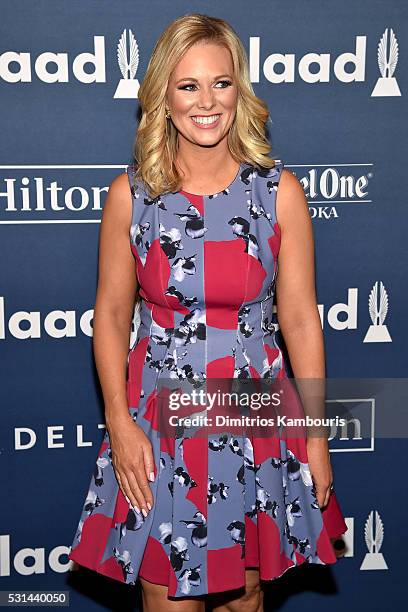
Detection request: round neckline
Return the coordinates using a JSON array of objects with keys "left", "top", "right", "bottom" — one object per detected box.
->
[{"left": 180, "top": 162, "right": 244, "bottom": 197}]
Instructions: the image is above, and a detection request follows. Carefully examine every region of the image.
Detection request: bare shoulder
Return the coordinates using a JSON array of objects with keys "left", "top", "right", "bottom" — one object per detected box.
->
[
  {"left": 106, "top": 171, "right": 132, "bottom": 207},
  {"left": 276, "top": 167, "right": 310, "bottom": 229},
  {"left": 101, "top": 171, "right": 133, "bottom": 230}
]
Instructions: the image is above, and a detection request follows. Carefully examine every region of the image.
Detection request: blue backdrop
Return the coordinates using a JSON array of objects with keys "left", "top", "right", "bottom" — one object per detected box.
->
[{"left": 1, "top": 1, "right": 406, "bottom": 609}]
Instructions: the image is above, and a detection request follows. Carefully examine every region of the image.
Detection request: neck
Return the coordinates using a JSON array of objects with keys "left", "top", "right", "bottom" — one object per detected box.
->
[{"left": 175, "top": 142, "right": 238, "bottom": 184}]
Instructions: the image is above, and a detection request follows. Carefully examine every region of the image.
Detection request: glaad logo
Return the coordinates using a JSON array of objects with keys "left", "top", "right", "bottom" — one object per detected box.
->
[
  {"left": 0, "top": 297, "right": 93, "bottom": 340},
  {"left": 360, "top": 510, "right": 388, "bottom": 570},
  {"left": 363, "top": 281, "right": 392, "bottom": 343},
  {"left": 250, "top": 35, "right": 367, "bottom": 84},
  {"left": 371, "top": 28, "right": 401, "bottom": 97},
  {"left": 0, "top": 535, "right": 71, "bottom": 576},
  {"left": 0, "top": 28, "right": 401, "bottom": 98},
  {"left": 114, "top": 29, "right": 140, "bottom": 99},
  {"left": 319, "top": 285, "right": 392, "bottom": 343},
  {"left": 250, "top": 27, "right": 401, "bottom": 97},
  {"left": 0, "top": 37, "right": 105, "bottom": 83}
]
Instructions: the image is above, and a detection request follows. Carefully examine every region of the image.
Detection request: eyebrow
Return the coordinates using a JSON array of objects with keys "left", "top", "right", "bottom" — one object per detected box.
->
[{"left": 175, "top": 74, "right": 233, "bottom": 84}]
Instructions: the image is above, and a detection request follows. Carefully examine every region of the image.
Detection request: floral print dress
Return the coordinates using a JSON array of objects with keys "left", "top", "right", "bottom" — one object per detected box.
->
[{"left": 68, "top": 160, "right": 347, "bottom": 598}]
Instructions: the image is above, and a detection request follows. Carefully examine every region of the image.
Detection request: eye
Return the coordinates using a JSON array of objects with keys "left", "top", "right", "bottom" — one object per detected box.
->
[
  {"left": 215, "top": 80, "right": 232, "bottom": 88},
  {"left": 178, "top": 80, "right": 232, "bottom": 92},
  {"left": 178, "top": 84, "right": 197, "bottom": 92}
]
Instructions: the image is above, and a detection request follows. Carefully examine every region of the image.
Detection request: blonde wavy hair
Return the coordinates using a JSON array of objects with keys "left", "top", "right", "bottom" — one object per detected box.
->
[{"left": 133, "top": 13, "right": 277, "bottom": 200}]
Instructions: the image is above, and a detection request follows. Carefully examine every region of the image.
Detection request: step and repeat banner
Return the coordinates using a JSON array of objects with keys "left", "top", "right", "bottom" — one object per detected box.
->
[{"left": 1, "top": 1, "right": 406, "bottom": 610}]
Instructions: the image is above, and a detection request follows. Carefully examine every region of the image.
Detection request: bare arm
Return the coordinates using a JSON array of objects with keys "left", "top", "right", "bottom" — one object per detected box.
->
[
  {"left": 275, "top": 168, "right": 333, "bottom": 508},
  {"left": 92, "top": 171, "right": 155, "bottom": 516},
  {"left": 92, "top": 171, "right": 138, "bottom": 426},
  {"left": 275, "top": 169, "right": 325, "bottom": 379}
]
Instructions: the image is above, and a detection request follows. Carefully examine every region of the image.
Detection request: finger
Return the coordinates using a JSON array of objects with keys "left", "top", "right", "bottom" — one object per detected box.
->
[
  {"left": 122, "top": 484, "right": 140, "bottom": 513},
  {"left": 115, "top": 472, "right": 141, "bottom": 514},
  {"left": 126, "top": 468, "right": 150, "bottom": 516},
  {"left": 318, "top": 491, "right": 326, "bottom": 508},
  {"left": 315, "top": 485, "right": 326, "bottom": 509},
  {"left": 132, "top": 463, "right": 154, "bottom": 513},
  {"left": 111, "top": 453, "right": 144, "bottom": 512},
  {"left": 321, "top": 487, "right": 331, "bottom": 509},
  {"left": 121, "top": 471, "right": 145, "bottom": 515},
  {"left": 112, "top": 468, "right": 132, "bottom": 506},
  {"left": 312, "top": 478, "right": 322, "bottom": 507},
  {"left": 143, "top": 445, "right": 156, "bottom": 484}
]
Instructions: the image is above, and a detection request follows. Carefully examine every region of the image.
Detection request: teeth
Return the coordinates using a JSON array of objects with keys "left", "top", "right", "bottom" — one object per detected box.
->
[{"left": 191, "top": 114, "right": 220, "bottom": 125}]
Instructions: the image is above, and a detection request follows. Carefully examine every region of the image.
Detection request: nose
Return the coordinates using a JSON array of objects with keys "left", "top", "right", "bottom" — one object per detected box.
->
[{"left": 197, "top": 85, "right": 216, "bottom": 110}]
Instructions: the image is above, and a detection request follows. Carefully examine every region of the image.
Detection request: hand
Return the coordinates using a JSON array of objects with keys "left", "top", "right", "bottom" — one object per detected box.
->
[
  {"left": 106, "top": 413, "right": 155, "bottom": 517},
  {"left": 306, "top": 438, "right": 333, "bottom": 510}
]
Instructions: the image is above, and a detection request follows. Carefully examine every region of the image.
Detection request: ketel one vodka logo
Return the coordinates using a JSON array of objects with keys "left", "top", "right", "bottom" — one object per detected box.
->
[
  {"left": 114, "top": 29, "right": 140, "bottom": 99},
  {"left": 360, "top": 510, "right": 388, "bottom": 570},
  {"left": 371, "top": 28, "right": 401, "bottom": 97},
  {"left": 363, "top": 281, "right": 392, "bottom": 343}
]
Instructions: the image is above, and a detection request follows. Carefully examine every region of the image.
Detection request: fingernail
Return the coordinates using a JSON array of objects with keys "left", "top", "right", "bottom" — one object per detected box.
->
[
  {"left": 147, "top": 502, "right": 152, "bottom": 510},
  {"left": 125, "top": 495, "right": 130, "bottom": 504},
  {"left": 142, "top": 508, "right": 148, "bottom": 517},
  {"left": 149, "top": 471, "right": 155, "bottom": 482},
  {"left": 133, "top": 505, "right": 141, "bottom": 514}
]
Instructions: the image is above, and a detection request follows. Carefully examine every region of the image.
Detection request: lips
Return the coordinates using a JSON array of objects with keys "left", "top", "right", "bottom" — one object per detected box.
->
[{"left": 191, "top": 114, "right": 221, "bottom": 127}]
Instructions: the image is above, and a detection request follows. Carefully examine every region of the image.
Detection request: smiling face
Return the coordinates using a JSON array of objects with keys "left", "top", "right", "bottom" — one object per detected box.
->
[{"left": 165, "top": 41, "right": 238, "bottom": 148}]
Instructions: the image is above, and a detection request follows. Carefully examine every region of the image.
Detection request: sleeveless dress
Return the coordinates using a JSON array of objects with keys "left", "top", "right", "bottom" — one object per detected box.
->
[{"left": 68, "top": 160, "right": 348, "bottom": 598}]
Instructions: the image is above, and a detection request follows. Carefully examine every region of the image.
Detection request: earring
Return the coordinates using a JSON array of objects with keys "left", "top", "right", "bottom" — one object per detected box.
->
[{"left": 165, "top": 108, "right": 171, "bottom": 119}]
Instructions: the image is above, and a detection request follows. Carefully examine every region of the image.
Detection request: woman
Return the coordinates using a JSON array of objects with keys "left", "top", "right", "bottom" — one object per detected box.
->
[{"left": 68, "top": 13, "right": 347, "bottom": 611}]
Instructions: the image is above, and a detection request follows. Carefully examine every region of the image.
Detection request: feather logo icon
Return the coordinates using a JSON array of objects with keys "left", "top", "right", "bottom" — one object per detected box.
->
[
  {"left": 360, "top": 510, "right": 388, "bottom": 570},
  {"left": 114, "top": 29, "right": 140, "bottom": 99},
  {"left": 371, "top": 28, "right": 401, "bottom": 97},
  {"left": 363, "top": 281, "right": 392, "bottom": 343}
]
